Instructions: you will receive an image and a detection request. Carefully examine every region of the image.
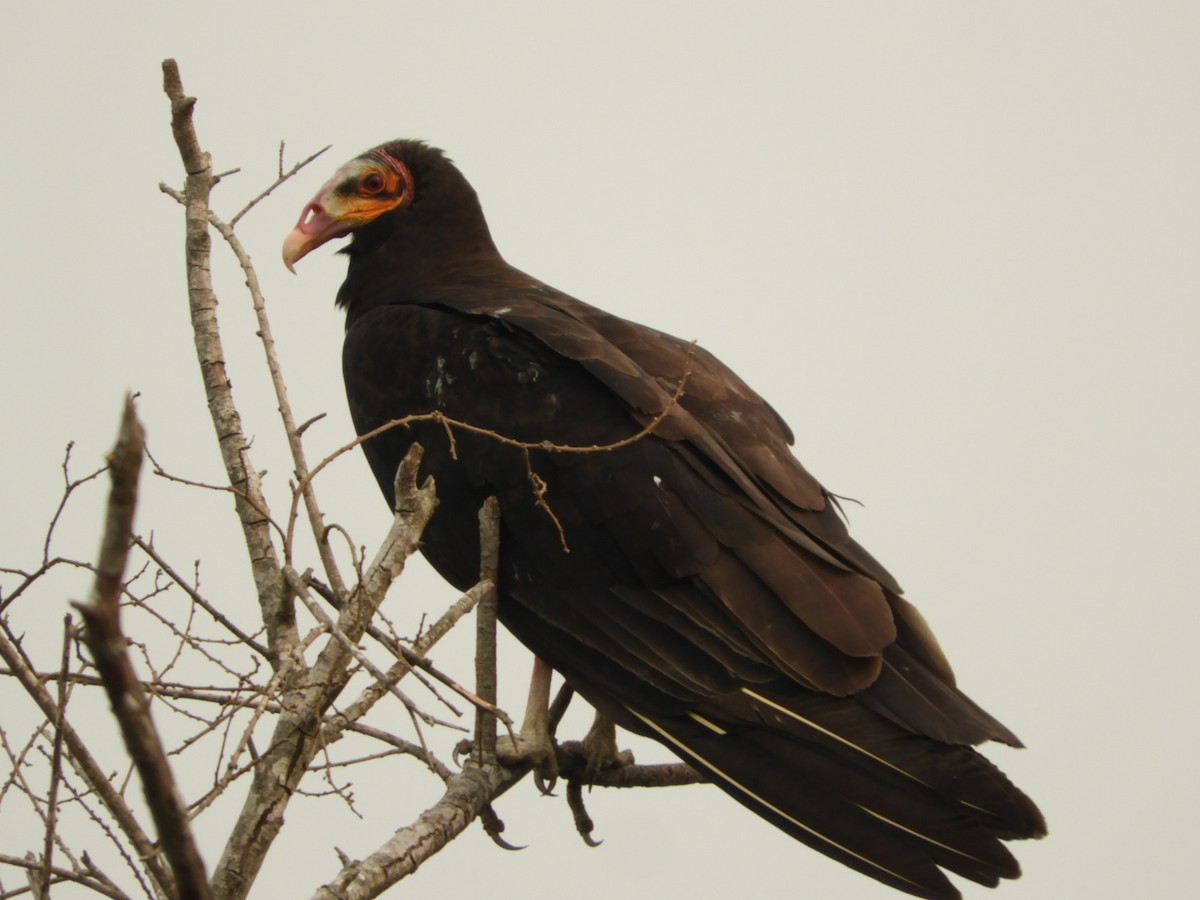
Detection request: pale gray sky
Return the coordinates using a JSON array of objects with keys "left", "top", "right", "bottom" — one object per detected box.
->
[{"left": 2, "top": 3, "right": 1197, "bottom": 898}]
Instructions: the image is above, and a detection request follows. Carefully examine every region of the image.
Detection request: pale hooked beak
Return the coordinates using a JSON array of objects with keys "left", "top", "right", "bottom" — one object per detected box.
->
[
  {"left": 283, "top": 155, "right": 408, "bottom": 272},
  {"left": 282, "top": 199, "right": 349, "bottom": 273}
]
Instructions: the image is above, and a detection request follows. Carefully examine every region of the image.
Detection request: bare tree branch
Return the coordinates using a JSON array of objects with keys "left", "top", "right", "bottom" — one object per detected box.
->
[
  {"left": 73, "top": 397, "right": 212, "bottom": 900},
  {"left": 0, "top": 616, "right": 167, "bottom": 897},
  {"left": 473, "top": 498, "right": 500, "bottom": 766},
  {"left": 229, "top": 142, "right": 330, "bottom": 228},
  {"left": 40, "top": 617, "right": 73, "bottom": 895},
  {"left": 320, "top": 580, "right": 492, "bottom": 742},
  {"left": 309, "top": 763, "right": 526, "bottom": 900},
  {"left": 201, "top": 201, "right": 348, "bottom": 596},
  {"left": 556, "top": 745, "right": 704, "bottom": 789},
  {"left": 131, "top": 537, "right": 269, "bottom": 659},
  {"left": 160, "top": 58, "right": 297, "bottom": 671},
  {"left": 0, "top": 854, "right": 131, "bottom": 900},
  {"left": 208, "top": 447, "right": 435, "bottom": 900},
  {"left": 284, "top": 566, "right": 460, "bottom": 735}
]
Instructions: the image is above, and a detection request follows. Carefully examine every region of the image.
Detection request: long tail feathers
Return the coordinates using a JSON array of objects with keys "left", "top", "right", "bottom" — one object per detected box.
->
[{"left": 625, "top": 686, "right": 1045, "bottom": 900}]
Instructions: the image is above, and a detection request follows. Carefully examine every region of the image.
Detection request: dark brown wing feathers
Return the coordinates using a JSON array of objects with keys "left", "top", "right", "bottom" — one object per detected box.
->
[{"left": 329, "top": 141, "right": 1045, "bottom": 898}]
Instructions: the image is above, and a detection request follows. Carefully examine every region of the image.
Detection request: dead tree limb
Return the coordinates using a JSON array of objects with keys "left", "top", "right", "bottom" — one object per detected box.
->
[
  {"left": 40, "top": 616, "right": 73, "bottom": 894},
  {"left": 473, "top": 498, "right": 500, "bottom": 765},
  {"left": 0, "top": 623, "right": 167, "bottom": 898},
  {"left": 160, "top": 58, "right": 297, "bottom": 670},
  {"left": 201, "top": 200, "right": 346, "bottom": 596},
  {"left": 207, "top": 448, "right": 435, "bottom": 900},
  {"left": 309, "top": 763, "right": 526, "bottom": 900},
  {"left": 74, "top": 397, "right": 212, "bottom": 900}
]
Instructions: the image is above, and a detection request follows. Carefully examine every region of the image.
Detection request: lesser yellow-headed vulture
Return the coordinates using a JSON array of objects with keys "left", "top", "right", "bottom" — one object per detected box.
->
[{"left": 283, "top": 140, "right": 1045, "bottom": 899}]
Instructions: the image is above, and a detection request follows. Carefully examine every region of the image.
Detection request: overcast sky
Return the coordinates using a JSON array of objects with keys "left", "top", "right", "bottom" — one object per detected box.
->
[{"left": 1, "top": 3, "right": 1197, "bottom": 898}]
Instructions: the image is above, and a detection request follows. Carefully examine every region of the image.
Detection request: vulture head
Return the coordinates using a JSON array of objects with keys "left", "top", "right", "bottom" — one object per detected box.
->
[{"left": 283, "top": 140, "right": 497, "bottom": 276}]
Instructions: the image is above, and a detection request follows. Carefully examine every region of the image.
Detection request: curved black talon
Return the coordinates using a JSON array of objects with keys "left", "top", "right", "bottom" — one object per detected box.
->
[
  {"left": 481, "top": 804, "right": 527, "bottom": 851},
  {"left": 567, "top": 780, "right": 603, "bottom": 848},
  {"left": 533, "top": 769, "right": 559, "bottom": 796}
]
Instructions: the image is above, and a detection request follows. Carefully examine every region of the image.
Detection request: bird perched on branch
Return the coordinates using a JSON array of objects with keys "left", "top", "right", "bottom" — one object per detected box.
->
[{"left": 283, "top": 140, "right": 1045, "bottom": 898}]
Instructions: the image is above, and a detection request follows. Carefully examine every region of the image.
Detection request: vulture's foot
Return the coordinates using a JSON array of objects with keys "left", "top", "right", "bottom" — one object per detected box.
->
[
  {"left": 559, "top": 712, "right": 634, "bottom": 780},
  {"left": 495, "top": 719, "right": 560, "bottom": 792}
]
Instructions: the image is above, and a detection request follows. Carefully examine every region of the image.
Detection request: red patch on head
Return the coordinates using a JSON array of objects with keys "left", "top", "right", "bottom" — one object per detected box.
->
[{"left": 365, "top": 149, "right": 414, "bottom": 203}]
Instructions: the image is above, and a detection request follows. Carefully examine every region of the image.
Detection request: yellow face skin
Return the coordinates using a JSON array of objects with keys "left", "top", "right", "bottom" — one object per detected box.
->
[{"left": 282, "top": 153, "right": 409, "bottom": 272}]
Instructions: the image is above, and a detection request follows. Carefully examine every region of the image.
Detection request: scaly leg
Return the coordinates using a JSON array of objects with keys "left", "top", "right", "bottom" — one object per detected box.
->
[{"left": 497, "top": 656, "right": 559, "bottom": 787}]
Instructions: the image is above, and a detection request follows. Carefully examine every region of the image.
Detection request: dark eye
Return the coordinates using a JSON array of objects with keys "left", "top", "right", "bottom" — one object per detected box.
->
[{"left": 361, "top": 172, "right": 386, "bottom": 194}]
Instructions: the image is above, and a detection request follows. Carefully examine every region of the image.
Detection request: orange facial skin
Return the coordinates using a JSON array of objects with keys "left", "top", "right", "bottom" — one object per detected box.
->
[{"left": 282, "top": 150, "right": 411, "bottom": 272}]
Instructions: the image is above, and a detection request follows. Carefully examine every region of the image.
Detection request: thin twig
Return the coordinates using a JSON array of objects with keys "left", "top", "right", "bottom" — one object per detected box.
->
[
  {"left": 0, "top": 855, "right": 130, "bottom": 900},
  {"left": 43, "top": 445, "right": 108, "bottom": 568},
  {"left": 284, "top": 567, "right": 462, "bottom": 734},
  {"left": 203, "top": 205, "right": 348, "bottom": 596},
  {"left": 131, "top": 536, "right": 269, "bottom": 658},
  {"left": 394, "top": 645, "right": 512, "bottom": 731},
  {"left": 160, "top": 179, "right": 349, "bottom": 594},
  {"left": 0, "top": 598, "right": 167, "bottom": 897},
  {"left": 284, "top": 345, "right": 697, "bottom": 557},
  {"left": 229, "top": 143, "right": 330, "bottom": 228},
  {"left": 326, "top": 580, "right": 491, "bottom": 738},
  {"left": 40, "top": 616, "right": 73, "bottom": 895},
  {"left": 143, "top": 446, "right": 288, "bottom": 546},
  {"left": 340, "top": 724, "right": 453, "bottom": 782}
]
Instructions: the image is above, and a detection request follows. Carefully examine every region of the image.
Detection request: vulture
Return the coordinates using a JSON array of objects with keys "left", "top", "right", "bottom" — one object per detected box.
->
[{"left": 283, "top": 140, "right": 1045, "bottom": 899}]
